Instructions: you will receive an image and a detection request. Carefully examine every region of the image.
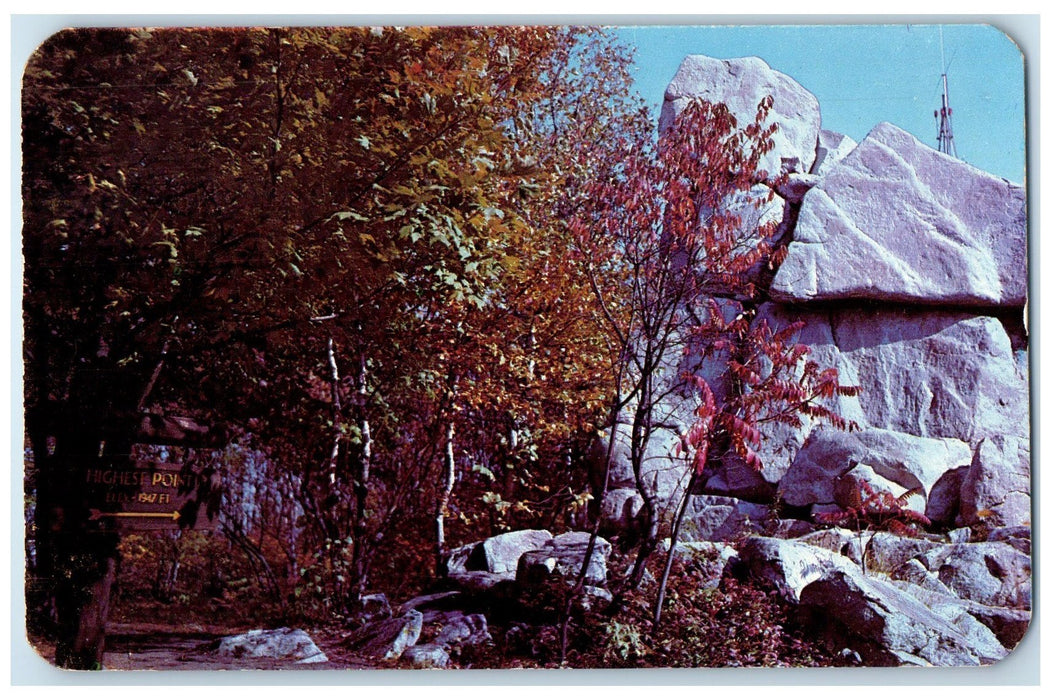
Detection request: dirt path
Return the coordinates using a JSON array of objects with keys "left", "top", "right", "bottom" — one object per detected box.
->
[{"left": 32, "top": 624, "right": 373, "bottom": 671}]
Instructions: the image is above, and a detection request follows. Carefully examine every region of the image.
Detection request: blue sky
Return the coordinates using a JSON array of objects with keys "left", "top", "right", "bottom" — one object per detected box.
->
[{"left": 615, "top": 24, "right": 1027, "bottom": 184}]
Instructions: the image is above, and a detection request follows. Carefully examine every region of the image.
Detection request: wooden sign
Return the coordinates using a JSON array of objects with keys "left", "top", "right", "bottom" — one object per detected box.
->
[{"left": 82, "top": 461, "right": 220, "bottom": 531}]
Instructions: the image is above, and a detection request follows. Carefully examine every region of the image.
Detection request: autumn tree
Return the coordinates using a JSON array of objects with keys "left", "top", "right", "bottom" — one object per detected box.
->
[{"left": 22, "top": 25, "right": 645, "bottom": 665}]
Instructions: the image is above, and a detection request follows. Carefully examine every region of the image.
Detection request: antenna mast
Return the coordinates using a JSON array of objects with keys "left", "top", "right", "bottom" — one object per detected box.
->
[{"left": 935, "top": 27, "right": 957, "bottom": 157}]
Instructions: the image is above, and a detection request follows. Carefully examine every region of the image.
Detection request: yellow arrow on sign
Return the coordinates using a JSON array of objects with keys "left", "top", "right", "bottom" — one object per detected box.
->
[{"left": 89, "top": 509, "right": 181, "bottom": 522}]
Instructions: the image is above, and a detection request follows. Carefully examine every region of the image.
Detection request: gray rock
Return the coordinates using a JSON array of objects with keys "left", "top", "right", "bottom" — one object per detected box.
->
[
  {"left": 889, "top": 578, "right": 1030, "bottom": 650},
  {"left": 599, "top": 488, "right": 644, "bottom": 535},
  {"left": 396, "top": 590, "right": 462, "bottom": 617},
  {"left": 958, "top": 435, "right": 1031, "bottom": 529},
  {"left": 771, "top": 122, "right": 1027, "bottom": 307},
  {"left": 431, "top": 611, "right": 491, "bottom": 649},
  {"left": 481, "top": 529, "right": 553, "bottom": 574},
  {"left": 357, "top": 592, "right": 391, "bottom": 624},
  {"left": 401, "top": 643, "right": 451, "bottom": 669},
  {"left": 987, "top": 525, "right": 1031, "bottom": 554},
  {"left": 910, "top": 541, "right": 1031, "bottom": 609},
  {"left": 661, "top": 54, "right": 822, "bottom": 177},
  {"left": 811, "top": 129, "right": 857, "bottom": 177},
  {"left": 694, "top": 184, "right": 789, "bottom": 295},
  {"left": 753, "top": 306, "right": 1028, "bottom": 466},
  {"left": 801, "top": 573, "right": 1007, "bottom": 666},
  {"left": 833, "top": 463, "right": 926, "bottom": 513},
  {"left": 662, "top": 540, "right": 737, "bottom": 587},
  {"left": 593, "top": 422, "right": 690, "bottom": 514},
  {"left": 927, "top": 468, "right": 969, "bottom": 525},
  {"left": 343, "top": 610, "right": 423, "bottom": 661},
  {"left": 774, "top": 172, "right": 820, "bottom": 203},
  {"left": 862, "top": 531, "right": 943, "bottom": 574},
  {"left": 516, "top": 532, "right": 612, "bottom": 587},
  {"left": 217, "top": 627, "right": 328, "bottom": 664},
  {"left": 446, "top": 570, "right": 516, "bottom": 594},
  {"left": 679, "top": 495, "right": 773, "bottom": 542},
  {"left": 779, "top": 424, "right": 972, "bottom": 514},
  {"left": 796, "top": 527, "right": 868, "bottom": 564},
  {"left": 446, "top": 529, "right": 553, "bottom": 579},
  {"left": 734, "top": 536, "right": 859, "bottom": 604},
  {"left": 735, "top": 536, "right": 1007, "bottom": 666}
]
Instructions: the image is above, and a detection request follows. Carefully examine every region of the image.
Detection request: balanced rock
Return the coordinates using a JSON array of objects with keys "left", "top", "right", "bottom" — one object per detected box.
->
[{"left": 771, "top": 122, "right": 1027, "bottom": 307}]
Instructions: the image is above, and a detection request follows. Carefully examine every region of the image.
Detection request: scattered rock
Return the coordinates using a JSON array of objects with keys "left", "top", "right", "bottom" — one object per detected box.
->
[
  {"left": 401, "top": 643, "right": 450, "bottom": 669},
  {"left": 431, "top": 611, "right": 492, "bottom": 649},
  {"left": 356, "top": 593, "right": 391, "bottom": 624},
  {"left": 342, "top": 610, "right": 423, "bottom": 661},
  {"left": 516, "top": 532, "right": 612, "bottom": 588},
  {"left": 986, "top": 525, "right": 1031, "bottom": 554},
  {"left": 909, "top": 541, "right": 1031, "bottom": 609},
  {"left": 662, "top": 540, "right": 738, "bottom": 588},
  {"left": 734, "top": 536, "right": 1007, "bottom": 666},
  {"left": 216, "top": 627, "right": 328, "bottom": 664},
  {"left": 679, "top": 495, "right": 773, "bottom": 542}
]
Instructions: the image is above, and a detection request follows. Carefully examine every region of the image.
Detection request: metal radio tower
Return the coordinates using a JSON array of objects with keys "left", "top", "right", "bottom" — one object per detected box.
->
[{"left": 935, "top": 28, "right": 957, "bottom": 157}]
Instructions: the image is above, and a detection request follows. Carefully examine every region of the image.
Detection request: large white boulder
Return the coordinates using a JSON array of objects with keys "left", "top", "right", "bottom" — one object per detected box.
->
[
  {"left": 771, "top": 122, "right": 1027, "bottom": 306},
  {"left": 660, "top": 54, "right": 822, "bottom": 177},
  {"left": 216, "top": 627, "right": 328, "bottom": 664}
]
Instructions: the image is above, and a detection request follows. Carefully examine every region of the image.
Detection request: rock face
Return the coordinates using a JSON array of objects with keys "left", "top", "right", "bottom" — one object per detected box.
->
[
  {"left": 771, "top": 122, "right": 1027, "bottom": 307},
  {"left": 661, "top": 54, "right": 822, "bottom": 177},
  {"left": 739, "top": 305, "right": 1028, "bottom": 504}
]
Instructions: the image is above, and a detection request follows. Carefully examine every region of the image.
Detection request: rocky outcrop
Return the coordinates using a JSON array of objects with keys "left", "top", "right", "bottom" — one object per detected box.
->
[
  {"left": 778, "top": 426, "right": 973, "bottom": 518},
  {"left": 593, "top": 54, "right": 1029, "bottom": 668}
]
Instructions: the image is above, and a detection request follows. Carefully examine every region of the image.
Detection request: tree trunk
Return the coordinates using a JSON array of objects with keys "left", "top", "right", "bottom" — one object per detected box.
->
[
  {"left": 434, "top": 419, "right": 456, "bottom": 576},
  {"left": 626, "top": 371, "right": 659, "bottom": 590},
  {"left": 653, "top": 471, "right": 698, "bottom": 631},
  {"left": 35, "top": 422, "right": 123, "bottom": 669},
  {"left": 559, "top": 405, "right": 621, "bottom": 665}
]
